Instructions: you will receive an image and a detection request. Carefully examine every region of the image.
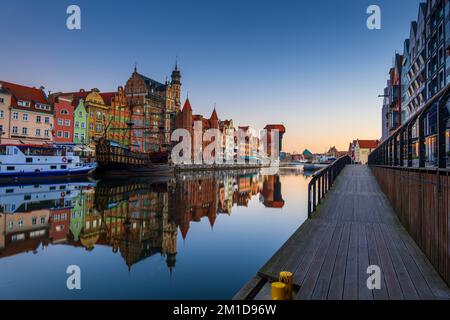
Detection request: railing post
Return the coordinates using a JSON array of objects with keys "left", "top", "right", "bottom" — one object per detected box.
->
[
  {"left": 308, "top": 184, "right": 312, "bottom": 218},
  {"left": 418, "top": 112, "right": 425, "bottom": 168},
  {"left": 407, "top": 123, "right": 412, "bottom": 167},
  {"left": 317, "top": 176, "right": 321, "bottom": 205},
  {"left": 322, "top": 174, "right": 325, "bottom": 198},
  {"left": 393, "top": 134, "right": 398, "bottom": 166},
  {"left": 400, "top": 129, "right": 404, "bottom": 166},
  {"left": 437, "top": 98, "right": 447, "bottom": 169},
  {"left": 312, "top": 181, "right": 317, "bottom": 212}
]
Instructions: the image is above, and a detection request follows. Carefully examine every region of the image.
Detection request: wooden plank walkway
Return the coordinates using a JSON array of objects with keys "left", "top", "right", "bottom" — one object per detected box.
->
[{"left": 234, "top": 165, "right": 450, "bottom": 300}]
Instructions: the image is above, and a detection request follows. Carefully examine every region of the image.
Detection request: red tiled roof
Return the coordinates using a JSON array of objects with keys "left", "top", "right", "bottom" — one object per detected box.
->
[
  {"left": 264, "top": 124, "right": 286, "bottom": 133},
  {"left": 100, "top": 92, "right": 116, "bottom": 105},
  {"left": 357, "top": 139, "right": 380, "bottom": 149},
  {"left": 58, "top": 90, "right": 90, "bottom": 107},
  {"left": 0, "top": 80, "right": 51, "bottom": 113}
]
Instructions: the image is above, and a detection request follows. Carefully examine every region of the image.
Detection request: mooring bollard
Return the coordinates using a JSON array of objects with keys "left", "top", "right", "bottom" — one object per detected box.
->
[
  {"left": 279, "top": 271, "right": 293, "bottom": 300},
  {"left": 271, "top": 282, "right": 286, "bottom": 300}
]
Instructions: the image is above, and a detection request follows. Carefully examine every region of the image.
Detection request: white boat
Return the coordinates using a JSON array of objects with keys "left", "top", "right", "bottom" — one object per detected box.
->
[{"left": 0, "top": 144, "right": 97, "bottom": 180}]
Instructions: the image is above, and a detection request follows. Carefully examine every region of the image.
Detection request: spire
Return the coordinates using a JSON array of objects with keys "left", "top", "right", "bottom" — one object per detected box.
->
[
  {"left": 210, "top": 106, "right": 218, "bottom": 120},
  {"left": 134, "top": 62, "right": 137, "bottom": 74},
  {"left": 171, "top": 58, "right": 181, "bottom": 85},
  {"left": 183, "top": 97, "right": 192, "bottom": 112}
]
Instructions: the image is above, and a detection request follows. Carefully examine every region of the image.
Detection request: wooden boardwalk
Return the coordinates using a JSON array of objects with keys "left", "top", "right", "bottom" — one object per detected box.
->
[{"left": 234, "top": 165, "right": 450, "bottom": 300}]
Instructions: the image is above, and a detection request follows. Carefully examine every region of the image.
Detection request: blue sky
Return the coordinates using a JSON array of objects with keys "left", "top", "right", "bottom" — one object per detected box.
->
[{"left": 0, "top": 0, "right": 421, "bottom": 152}]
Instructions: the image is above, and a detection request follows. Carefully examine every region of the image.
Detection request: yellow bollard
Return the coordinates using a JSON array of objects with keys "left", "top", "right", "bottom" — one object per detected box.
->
[
  {"left": 271, "top": 282, "right": 286, "bottom": 300},
  {"left": 279, "top": 271, "right": 293, "bottom": 300}
]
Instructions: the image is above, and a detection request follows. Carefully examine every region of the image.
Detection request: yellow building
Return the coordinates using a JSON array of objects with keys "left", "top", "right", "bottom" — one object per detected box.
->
[{"left": 85, "top": 89, "right": 111, "bottom": 149}]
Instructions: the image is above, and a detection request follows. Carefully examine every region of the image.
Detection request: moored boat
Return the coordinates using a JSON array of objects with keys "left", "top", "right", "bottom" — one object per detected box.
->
[
  {"left": 0, "top": 144, "right": 97, "bottom": 181},
  {"left": 95, "top": 138, "right": 174, "bottom": 176}
]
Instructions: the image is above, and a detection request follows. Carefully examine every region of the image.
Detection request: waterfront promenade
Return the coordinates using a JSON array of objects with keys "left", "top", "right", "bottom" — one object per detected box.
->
[{"left": 234, "top": 165, "right": 450, "bottom": 300}]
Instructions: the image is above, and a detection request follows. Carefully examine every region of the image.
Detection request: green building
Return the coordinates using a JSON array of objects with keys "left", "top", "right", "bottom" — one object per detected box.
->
[
  {"left": 70, "top": 192, "right": 85, "bottom": 242},
  {"left": 73, "top": 99, "right": 88, "bottom": 145}
]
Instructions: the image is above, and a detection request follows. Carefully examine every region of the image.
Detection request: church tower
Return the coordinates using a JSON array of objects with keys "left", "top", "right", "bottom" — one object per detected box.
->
[{"left": 171, "top": 61, "right": 182, "bottom": 110}]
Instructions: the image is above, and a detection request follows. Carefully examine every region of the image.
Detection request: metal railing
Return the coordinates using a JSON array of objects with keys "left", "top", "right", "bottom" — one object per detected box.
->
[
  {"left": 368, "top": 83, "right": 450, "bottom": 287},
  {"left": 368, "top": 83, "right": 450, "bottom": 169},
  {"left": 307, "top": 155, "right": 352, "bottom": 218}
]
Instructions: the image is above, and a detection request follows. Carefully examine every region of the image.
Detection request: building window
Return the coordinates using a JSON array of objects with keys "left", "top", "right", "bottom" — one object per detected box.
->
[
  {"left": 0, "top": 125, "right": 3, "bottom": 133},
  {"left": 22, "top": 127, "right": 28, "bottom": 135},
  {"left": 61, "top": 109, "right": 69, "bottom": 115},
  {"left": 36, "top": 115, "right": 41, "bottom": 123},
  {"left": 96, "top": 124, "right": 102, "bottom": 132},
  {"left": 40, "top": 217, "right": 46, "bottom": 224},
  {"left": 75, "top": 121, "right": 80, "bottom": 128},
  {"left": 0, "top": 97, "right": 4, "bottom": 104},
  {"left": 18, "top": 100, "right": 30, "bottom": 107},
  {"left": 44, "top": 129, "right": 50, "bottom": 137},
  {"left": 90, "top": 123, "right": 94, "bottom": 131},
  {"left": 57, "top": 131, "right": 62, "bottom": 137},
  {"left": 7, "top": 221, "right": 13, "bottom": 230},
  {"left": 74, "top": 133, "right": 79, "bottom": 140},
  {"left": 97, "top": 112, "right": 101, "bottom": 120},
  {"left": 12, "top": 112, "right": 18, "bottom": 120},
  {"left": 12, "top": 126, "right": 18, "bottom": 134},
  {"left": 81, "top": 122, "right": 86, "bottom": 129},
  {"left": 64, "top": 131, "right": 70, "bottom": 138},
  {"left": 45, "top": 117, "right": 50, "bottom": 124},
  {"left": 18, "top": 219, "right": 24, "bottom": 228},
  {"left": 80, "top": 133, "right": 85, "bottom": 142},
  {"left": 65, "top": 120, "right": 70, "bottom": 127},
  {"left": 36, "top": 128, "right": 41, "bottom": 136},
  {"left": 32, "top": 217, "right": 37, "bottom": 225},
  {"left": 0, "top": 110, "right": 3, "bottom": 118},
  {"left": 58, "top": 119, "right": 63, "bottom": 126},
  {"left": 79, "top": 111, "right": 82, "bottom": 117},
  {"left": 22, "top": 113, "right": 29, "bottom": 121}
]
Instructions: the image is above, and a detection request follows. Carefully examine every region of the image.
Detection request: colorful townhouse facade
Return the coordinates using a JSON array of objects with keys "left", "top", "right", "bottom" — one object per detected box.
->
[
  {"left": 0, "top": 83, "right": 12, "bottom": 144},
  {"left": 73, "top": 99, "right": 88, "bottom": 145},
  {"left": 0, "top": 81, "right": 54, "bottom": 145},
  {"left": 52, "top": 95, "right": 74, "bottom": 144}
]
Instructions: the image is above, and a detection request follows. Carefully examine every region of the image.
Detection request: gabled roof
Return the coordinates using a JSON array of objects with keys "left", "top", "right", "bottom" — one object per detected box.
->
[
  {"left": 0, "top": 81, "right": 48, "bottom": 104},
  {"left": 0, "top": 80, "right": 52, "bottom": 114},
  {"left": 100, "top": 92, "right": 116, "bottom": 105},
  {"left": 137, "top": 73, "right": 167, "bottom": 92}
]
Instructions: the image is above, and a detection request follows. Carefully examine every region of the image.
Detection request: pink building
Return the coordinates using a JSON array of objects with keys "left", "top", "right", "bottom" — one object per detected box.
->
[
  {"left": 0, "top": 81, "right": 54, "bottom": 145},
  {"left": 52, "top": 96, "right": 74, "bottom": 144}
]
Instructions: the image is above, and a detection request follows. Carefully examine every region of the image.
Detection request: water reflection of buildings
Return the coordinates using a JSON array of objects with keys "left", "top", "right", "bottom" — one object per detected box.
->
[{"left": 0, "top": 171, "right": 285, "bottom": 271}]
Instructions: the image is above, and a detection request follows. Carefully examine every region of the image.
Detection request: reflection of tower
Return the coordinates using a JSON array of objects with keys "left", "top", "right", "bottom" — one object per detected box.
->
[{"left": 262, "top": 175, "right": 285, "bottom": 208}]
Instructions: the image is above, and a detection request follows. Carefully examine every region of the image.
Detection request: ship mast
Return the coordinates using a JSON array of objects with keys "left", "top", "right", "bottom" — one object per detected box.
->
[{"left": 127, "top": 68, "right": 136, "bottom": 150}]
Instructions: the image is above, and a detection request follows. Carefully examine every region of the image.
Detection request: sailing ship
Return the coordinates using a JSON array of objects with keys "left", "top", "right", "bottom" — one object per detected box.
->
[
  {"left": 95, "top": 82, "right": 174, "bottom": 176},
  {"left": 0, "top": 144, "right": 97, "bottom": 181}
]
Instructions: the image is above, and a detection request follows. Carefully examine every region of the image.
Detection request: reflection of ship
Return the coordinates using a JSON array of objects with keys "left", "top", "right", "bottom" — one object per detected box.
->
[
  {"left": 0, "top": 180, "right": 95, "bottom": 214},
  {"left": 0, "top": 171, "right": 290, "bottom": 269}
]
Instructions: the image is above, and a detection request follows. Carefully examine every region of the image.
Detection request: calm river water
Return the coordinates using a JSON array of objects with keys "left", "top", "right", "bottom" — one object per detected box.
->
[{"left": 0, "top": 167, "right": 310, "bottom": 299}]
